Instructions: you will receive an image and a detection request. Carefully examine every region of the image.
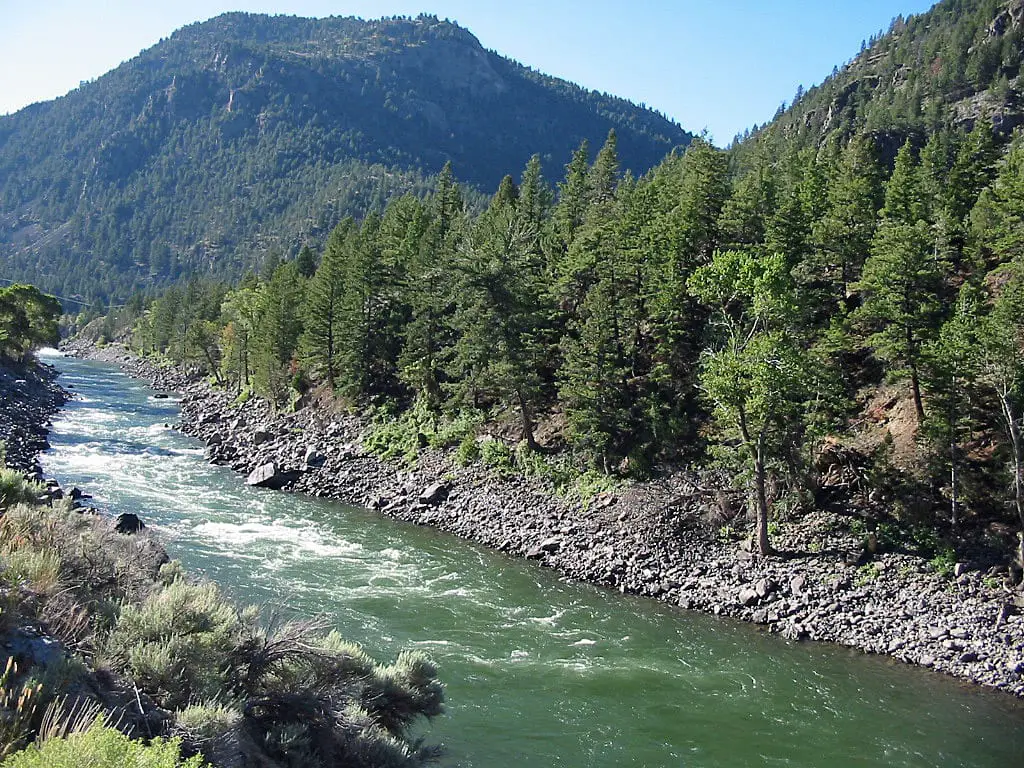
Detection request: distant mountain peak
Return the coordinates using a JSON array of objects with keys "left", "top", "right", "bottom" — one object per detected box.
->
[{"left": 0, "top": 12, "right": 692, "bottom": 301}]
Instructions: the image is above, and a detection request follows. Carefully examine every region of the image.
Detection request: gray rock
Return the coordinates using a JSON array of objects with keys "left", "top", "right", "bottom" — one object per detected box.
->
[
  {"left": 304, "top": 446, "right": 326, "bottom": 468},
  {"left": 246, "top": 462, "right": 299, "bottom": 490},
  {"left": 790, "top": 573, "right": 807, "bottom": 595},
  {"left": 114, "top": 512, "right": 145, "bottom": 534},
  {"left": 539, "top": 536, "right": 562, "bottom": 554},
  {"left": 419, "top": 482, "right": 450, "bottom": 506},
  {"left": 738, "top": 587, "right": 760, "bottom": 606}
]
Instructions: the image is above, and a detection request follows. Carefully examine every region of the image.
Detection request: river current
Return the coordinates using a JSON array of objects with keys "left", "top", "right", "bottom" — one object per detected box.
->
[{"left": 39, "top": 352, "right": 1024, "bottom": 767}]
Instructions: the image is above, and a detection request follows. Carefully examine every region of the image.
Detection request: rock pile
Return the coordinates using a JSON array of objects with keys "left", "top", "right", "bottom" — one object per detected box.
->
[{"left": 0, "top": 358, "right": 68, "bottom": 476}]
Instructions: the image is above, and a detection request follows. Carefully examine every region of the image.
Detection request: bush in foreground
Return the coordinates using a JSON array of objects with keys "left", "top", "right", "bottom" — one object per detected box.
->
[
  {"left": 1, "top": 714, "right": 202, "bottom": 768},
  {"left": 1, "top": 492, "right": 446, "bottom": 767}
]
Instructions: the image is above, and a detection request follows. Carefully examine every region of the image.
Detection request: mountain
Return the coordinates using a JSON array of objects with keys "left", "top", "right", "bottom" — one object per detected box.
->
[
  {"left": 0, "top": 12, "right": 692, "bottom": 302},
  {"left": 736, "top": 0, "right": 1024, "bottom": 158}
]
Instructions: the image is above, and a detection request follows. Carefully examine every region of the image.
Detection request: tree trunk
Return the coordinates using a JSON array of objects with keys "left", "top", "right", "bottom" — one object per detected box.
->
[
  {"left": 203, "top": 345, "right": 224, "bottom": 387},
  {"left": 998, "top": 390, "right": 1024, "bottom": 568},
  {"left": 516, "top": 388, "right": 538, "bottom": 451},
  {"left": 738, "top": 407, "right": 772, "bottom": 557},
  {"left": 753, "top": 434, "right": 772, "bottom": 557},
  {"left": 908, "top": 341, "right": 926, "bottom": 424},
  {"left": 950, "top": 437, "right": 959, "bottom": 528}
]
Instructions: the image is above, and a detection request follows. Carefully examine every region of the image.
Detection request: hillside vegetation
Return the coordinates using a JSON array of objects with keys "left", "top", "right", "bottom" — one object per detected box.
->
[
  {"left": 0, "top": 471, "right": 444, "bottom": 767},
  {"left": 95, "top": 0, "right": 1024, "bottom": 569},
  {"left": 738, "top": 0, "right": 1024, "bottom": 155},
  {"left": 0, "top": 13, "right": 690, "bottom": 303}
]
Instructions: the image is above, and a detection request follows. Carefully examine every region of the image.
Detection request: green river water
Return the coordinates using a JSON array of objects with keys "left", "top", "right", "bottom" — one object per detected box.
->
[{"left": 39, "top": 353, "right": 1024, "bottom": 767}]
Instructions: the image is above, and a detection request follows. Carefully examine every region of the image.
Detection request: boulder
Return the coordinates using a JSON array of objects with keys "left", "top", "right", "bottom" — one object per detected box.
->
[
  {"left": 246, "top": 462, "right": 299, "bottom": 490},
  {"left": 153, "top": 393, "right": 170, "bottom": 399},
  {"left": 114, "top": 513, "right": 145, "bottom": 534},
  {"left": 790, "top": 573, "right": 808, "bottom": 596},
  {"left": 738, "top": 587, "right": 760, "bottom": 607},
  {"left": 528, "top": 536, "right": 562, "bottom": 559},
  {"left": 418, "top": 482, "right": 449, "bottom": 506},
  {"left": 303, "top": 446, "right": 326, "bottom": 468},
  {"left": 253, "top": 429, "right": 273, "bottom": 446}
]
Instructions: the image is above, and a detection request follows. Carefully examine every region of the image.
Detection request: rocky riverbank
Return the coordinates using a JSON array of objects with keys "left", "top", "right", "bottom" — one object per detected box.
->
[
  {"left": 63, "top": 342, "right": 1024, "bottom": 699},
  {"left": 0, "top": 355, "right": 68, "bottom": 476}
]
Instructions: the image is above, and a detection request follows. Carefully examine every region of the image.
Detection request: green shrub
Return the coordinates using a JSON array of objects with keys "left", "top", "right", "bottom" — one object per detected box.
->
[
  {"left": 479, "top": 439, "right": 513, "bottom": 473},
  {"left": 454, "top": 434, "right": 480, "bottom": 466},
  {"left": 173, "top": 703, "right": 240, "bottom": 742},
  {"left": 363, "top": 405, "right": 426, "bottom": 465},
  {"left": 855, "top": 562, "right": 881, "bottom": 586},
  {"left": 1, "top": 714, "right": 203, "bottom": 768},
  {"left": 0, "top": 658, "right": 41, "bottom": 759},
  {"left": 929, "top": 547, "right": 957, "bottom": 578},
  {"left": 0, "top": 471, "right": 44, "bottom": 511},
  {"left": 157, "top": 561, "right": 185, "bottom": 586},
  {"left": 569, "top": 470, "right": 618, "bottom": 509},
  {"left": 104, "top": 581, "right": 243, "bottom": 710},
  {"left": 0, "top": 549, "right": 61, "bottom": 594}
]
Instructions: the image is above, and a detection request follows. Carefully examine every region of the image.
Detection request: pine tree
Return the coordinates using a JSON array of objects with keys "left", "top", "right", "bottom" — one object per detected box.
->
[
  {"left": 220, "top": 281, "right": 262, "bottom": 393},
  {"left": 646, "top": 139, "right": 730, "bottom": 430},
  {"left": 809, "top": 135, "right": 884, "bottom": 306},
  {"left": 300, "top": 219, "right": 354, "bottom": 389},
  {"left": 449, "top": 175, "right": 548, "bottom": 445},
  {"left": 295, "top": 245, "right": 318, "bottom": 279},
  {"left": 252, "top": 262, "right": 305, "bottom": 404},
  {"left": 857, "top": 221, "right": 946, "bottom": 424},
  {"left": 923, "top": 284, "right": 983, "bottom": 526},
  {"left": 400, "top": 168, "right": 465, "bottom": 409},
  {"left": 976, "top": 264, "right": 1024, "bottom": 567}
]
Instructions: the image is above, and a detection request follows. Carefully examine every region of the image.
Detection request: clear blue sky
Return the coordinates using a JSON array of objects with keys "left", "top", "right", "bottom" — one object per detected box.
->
[{"left": 0, "top": 0, "right": 936, "bottom": 143}]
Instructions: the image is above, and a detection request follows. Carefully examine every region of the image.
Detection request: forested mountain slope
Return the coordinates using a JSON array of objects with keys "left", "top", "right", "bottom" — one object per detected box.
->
[
  {"left": 100, "top": 0, "right": 1024, "bottom": 564},
  {"left": 737, "top": 0, "right": 1024, "bottom": 158},
  {"left": 0, "top": 13, "right": 691, "bottom": 302}
]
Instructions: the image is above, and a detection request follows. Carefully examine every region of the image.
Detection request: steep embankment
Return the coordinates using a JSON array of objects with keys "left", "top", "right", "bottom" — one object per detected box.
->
[
  {"left": 68, "top": 342, "right": 1024, "bottom": 699},
  {"left": 0, "top": 357, "right": 68, "bottom": 476}
]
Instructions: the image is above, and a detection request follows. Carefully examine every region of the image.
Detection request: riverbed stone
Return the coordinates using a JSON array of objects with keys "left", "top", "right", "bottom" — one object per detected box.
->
[
  {"left": 304, "top": 446, "right": 326, "bottom": 468},
  {"left": 245, "top": 461, "right": 299, "bottom": 490},
  {"left": 114, "top": 513, "right": 145, "bottom": 534},
  {"left": 419, "top": 482, "right": 449, "bottom": 506}
]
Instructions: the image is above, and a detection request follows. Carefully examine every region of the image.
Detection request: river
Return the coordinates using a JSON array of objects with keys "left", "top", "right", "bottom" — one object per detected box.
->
[{"left": 39, "top": 352, "right": 1024, "bottom": 767}]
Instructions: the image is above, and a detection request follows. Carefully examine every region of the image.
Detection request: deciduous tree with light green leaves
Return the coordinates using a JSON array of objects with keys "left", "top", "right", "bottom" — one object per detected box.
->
[
  {"left": 976, "top": 264, "right": 1024, "bottom": 567},
  {"left": 689, "top": 249, "right": 822, "bottom": 556},
  {"left": 0, "top": 285, "right": 61, "bottom": 363}
]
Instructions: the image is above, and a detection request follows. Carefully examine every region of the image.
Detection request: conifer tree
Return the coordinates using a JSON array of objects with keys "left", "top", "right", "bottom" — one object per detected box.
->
[
  {"left": 300, "top": 219, "right": 354, "bottom": 389},
  {"left": 810, "top": 135, "right": 884, "bottom": 306},
  {"left": 646, "top": 139, "right": 730, "bottom": 428},
  {"left": 253, "top": 262, "right": 305, "bottom": 404},
  {"left": 295, "top": 245, "right": 318, "bottom": 279},
  {"left": 449, "top": 175, "right": 548, "bottom": 445},
  {"left": 400, "top": 167, "right": 465, "bottom": 409},
  {"left": 220, "top": 280, "right": 262, "bottom": 393},
  {"left": 856, "top": 143, "right": 948, "bottom": 424}
]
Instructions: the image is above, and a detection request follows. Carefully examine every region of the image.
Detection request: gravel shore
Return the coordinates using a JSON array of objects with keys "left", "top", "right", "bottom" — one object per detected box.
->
[
  {"left": 64, "top": 342, "right": 1024, "bottom": 699},
  {"left": 0, "top": 356, "right": 68, "bottom": 476}
]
